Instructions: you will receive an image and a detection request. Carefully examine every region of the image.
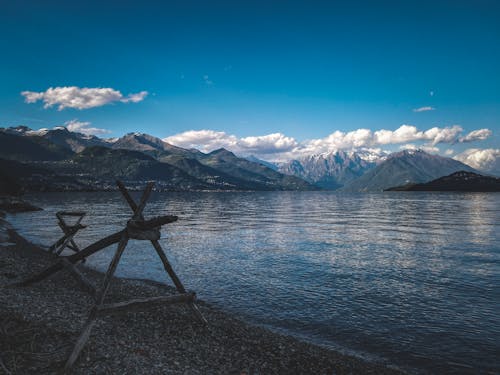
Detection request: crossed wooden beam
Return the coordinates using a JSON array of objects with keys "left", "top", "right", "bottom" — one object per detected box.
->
[
  {"left": 48, "top": 211, "right": 87, "bottom": 258},
  {"left": 15, "top": 181, "right": 206, "bottom": 370}
]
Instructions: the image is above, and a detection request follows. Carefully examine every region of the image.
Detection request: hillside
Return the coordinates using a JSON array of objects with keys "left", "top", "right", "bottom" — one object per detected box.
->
[
  {"left": 0, "top": 158, "right": 87, "bottom": 193},
  {"left": 53, "top": 147, "right": 211, "bottom": 191},
  {"left": 0, "top": 127, "right": 315, "bottom": 191},
  {"left": 199, "top": 148, "right": 314, "bottom": 190},
  {"left": 386, "top": 171, "right": 500, "bottom": 192},
  {"left": 0, "top": 132, "right": 73, "bottom": 161}
]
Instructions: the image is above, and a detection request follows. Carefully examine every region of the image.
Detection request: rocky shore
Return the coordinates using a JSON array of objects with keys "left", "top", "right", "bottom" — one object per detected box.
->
[
  {"left": 0, "top": 214, "right": 404, "bottom": 374},
  {"left": 0, "top": 196, "right": 42, "bottom": 214}
]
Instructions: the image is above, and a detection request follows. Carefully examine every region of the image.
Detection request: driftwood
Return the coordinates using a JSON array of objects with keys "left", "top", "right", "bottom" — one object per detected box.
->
[
  {"left": 49, "top": 211, "right": 87, "bottom": 258},
  {"left": 116, "top": 180, "right": 208, "bottom": 324},
  {"left": 96, "top": 293, "right": 196, "bottom": 316},
  {"left": 16, "top": 181, "right": 206, "bottom": 371},
  {"left": 16, "top": 217, "right": 177, "bottom": 287},
  {"left": 16, "top": 231, "right": 124, "bottom": 287}
]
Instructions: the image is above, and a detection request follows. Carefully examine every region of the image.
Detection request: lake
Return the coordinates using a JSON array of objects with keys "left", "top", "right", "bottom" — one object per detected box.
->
[{"left": 7, "top": 191, "right": 500, "bottom": 374}]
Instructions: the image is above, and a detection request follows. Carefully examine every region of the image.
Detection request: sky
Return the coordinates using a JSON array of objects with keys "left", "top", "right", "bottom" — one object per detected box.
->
[{"left": 0, "top": 0, "right": 499, "bottom": 168}]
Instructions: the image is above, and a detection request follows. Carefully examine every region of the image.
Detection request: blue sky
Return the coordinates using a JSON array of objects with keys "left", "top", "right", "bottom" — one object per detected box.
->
[{"left": 0, "top": 0, "right": 499, "bottom": 166}]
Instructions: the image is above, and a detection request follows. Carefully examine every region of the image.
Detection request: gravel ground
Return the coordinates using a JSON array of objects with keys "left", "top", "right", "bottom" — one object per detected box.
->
[{"left": 0, "top": 216, "right": 404, "bottom": 374}]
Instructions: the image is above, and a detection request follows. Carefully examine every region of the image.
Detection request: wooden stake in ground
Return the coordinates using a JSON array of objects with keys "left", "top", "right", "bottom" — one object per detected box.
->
[{"left": 14, "top": 181, "right": 207, "bottom": 371}]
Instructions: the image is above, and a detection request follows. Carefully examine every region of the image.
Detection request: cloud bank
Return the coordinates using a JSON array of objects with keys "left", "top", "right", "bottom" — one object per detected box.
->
[
  {"left": 22, "top": 86, "right": 148, "bottom": 110},
  {"left": 454, "top": 148, "right": 500, "bottom": 173},
  {"left": 164, "top": 124, "right": 493, "bottom": 162},
  {"left": 164, "top": 131, "right": 297, "bottom": 156},
  {"left": 458, "top": 128, "right": 492, "bottom": 143}
]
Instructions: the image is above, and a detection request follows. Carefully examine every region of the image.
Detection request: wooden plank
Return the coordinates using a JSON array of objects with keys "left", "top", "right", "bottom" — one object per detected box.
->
[
  {"left": 64, "top": 234, "right": 130, "bottom": 369},
  {"left": 67, "top": 238, "right": 82, "bottom": 253},
  {"left": 94, "top": 233, "right": 129, "bottom": 305},
  {"left": 151, "top": 240, "right": 207, "bottom": 324},
  {"left": 96, "top": 293, "right": 195, "bottom": 316},
  {"left": 116, "top": 180, "right": 138, "bottom": 211},
  {"left": 188, "top": 302, "right": 207, "bottom": 325},
  {"left": 55, "top": 231, "right": 77, "bottom": 256},
  {"left": 57, "top": 211, "right": 86, "bottom": 217},
  {"left": 127, "top": 228, "right": 161, "bottom": 241},
  {"left": 17, "top": 230, "right": 123, "bottom": 287},
  {"left": 67, "top": 230, "right": 123, "bottom": 263},
  {"left": 50, "top": 222, "right": 85, "bottom": 254},
  {"left": 117, "top": 181, "right": 207, "bottom": 324},
  {"left": 151, "top": 240, "right": 186, "bottom": 293},
  {"left": 64, "top": 315, "right": 96, "bottom": 370},
  {"left": 127, "top": 215, "right": 178, "bottom": 230},
  {"left": 67, "top": 244, "right": 78, "bottom": 252},
  {"left": 133, "top": 182, "right": 154, "bottom": 219},
  {"left": 61, "top": 259, "right": 96, "bottom": 297},
  {"left": 48, "top": 234, "right": 69, "bottom": 253}
]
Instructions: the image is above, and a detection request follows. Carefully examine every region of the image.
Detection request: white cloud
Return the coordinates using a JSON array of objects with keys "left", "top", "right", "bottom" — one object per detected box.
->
[
  {"left": 424, "top": 125, "right": 464, "bottom": 145},
  {"left": 445, "top": 149, "right": 454, "bottom": 156},
  {"left": 164, "top": 130, "right": 237, "bottom": 152},
  {"left": 164, "top": 124, "right": 493, "bottom": 162},
  {"left": 64, "top": 119, "right": 110, "bottom": 136},
  {"left": 454, "top": 148, "right": 500, "bottom": 173},
  {"left": 164, "top": 130, "right": 296, "bottom": 156},
  {"left": 121, "top": 91, "right": 148, "bottom": 103},
  {"left": 375, "top": 125, "right": 424, "bottom": 145},
  {"left": 458, "top": 128, "right": 492, "bottom": 143},
  {"left": 21, "top": 86, "right": 148, "bottom": 110},
  {"left": 304, "top": 124, "right": 467, "bottom": 153},
  {"left": 300, "top": 128, "right": 373, "bottom": 155},
  {"left": 239, "top": 133, "right": 298, "bottom": 154},
  {"left": 413, "top": 106, "right": 435, "bottom": 112}
]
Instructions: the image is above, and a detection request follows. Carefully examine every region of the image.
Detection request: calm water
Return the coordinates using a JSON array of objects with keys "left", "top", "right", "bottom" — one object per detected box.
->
[{"left": 7, "top": 191, "right": 500, "bottom": 374}]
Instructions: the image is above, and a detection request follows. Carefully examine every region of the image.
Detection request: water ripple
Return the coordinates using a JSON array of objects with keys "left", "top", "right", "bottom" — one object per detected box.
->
[{"left": 7, "top": 191, "right": 500, "bottom": 374}]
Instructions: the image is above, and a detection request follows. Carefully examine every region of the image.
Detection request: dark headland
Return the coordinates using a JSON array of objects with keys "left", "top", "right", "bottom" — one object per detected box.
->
[
  {"left": 385, "top": 171, "right": 500, "bottom": 192},
  {"left": 0, "top": 210, "right": 403, "bottom": 374}
]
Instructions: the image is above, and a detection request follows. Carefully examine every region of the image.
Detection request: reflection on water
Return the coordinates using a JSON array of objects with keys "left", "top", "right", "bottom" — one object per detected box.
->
[{"left": 8, "top": 191, "right": 500, "bottom": 374}]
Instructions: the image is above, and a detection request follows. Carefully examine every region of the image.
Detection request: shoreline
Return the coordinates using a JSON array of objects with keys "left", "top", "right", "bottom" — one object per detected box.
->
[{"left": 0, "top": 214, "right": 404, "bottom": 374}]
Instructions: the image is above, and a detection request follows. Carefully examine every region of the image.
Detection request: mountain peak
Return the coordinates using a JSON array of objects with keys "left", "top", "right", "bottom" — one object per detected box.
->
[
  {"left": 342, "top": 150, "right": 479, "bottom": 192},
  {"left": 209, "top": 148, "right": 235, "bottom": 157},
  {"left": 392, "top": 149, "right": 428, "bottom": 157},
  {"left": 52, "top": 126, "right": 70, "bottom": 132},
  {"left": 278, "top": 150, "right": 376, "bottom": 190}
]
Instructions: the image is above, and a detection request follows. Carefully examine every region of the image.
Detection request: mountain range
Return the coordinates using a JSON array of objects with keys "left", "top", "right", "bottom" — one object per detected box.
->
[
  {"left": 277, "top": 150, "right": 381, "bottom": 190},
  {"left": 0, "top": 126, "right": 489, "bottom": 193},
  {"left": 339, "top": 150, "right": 479, "bottom": 191},
  {"left": 0, "top": 126, "right": 314, "bottom": 192}
]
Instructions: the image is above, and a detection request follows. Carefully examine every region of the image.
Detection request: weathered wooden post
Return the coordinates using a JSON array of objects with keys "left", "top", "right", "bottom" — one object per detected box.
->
[{"left": 15, "top": 181, "right": 207, "bottom": 371}]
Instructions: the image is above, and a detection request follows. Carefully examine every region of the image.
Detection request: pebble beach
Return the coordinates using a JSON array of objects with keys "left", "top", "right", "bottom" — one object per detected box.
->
[{"left": 0, "top": 209, "right": 404, "bottom": 374}]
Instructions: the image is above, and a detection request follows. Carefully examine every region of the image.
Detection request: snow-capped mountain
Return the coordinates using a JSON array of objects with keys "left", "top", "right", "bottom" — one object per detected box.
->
[
  {"left": 341, "top": 149, "right": 479, "bottom": 191},
  {"left": 0, "top": 125, "right": 108, "bottom": 152},
  {"left": 277, "top": 150, "right": 382, "bottom": 189}
]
